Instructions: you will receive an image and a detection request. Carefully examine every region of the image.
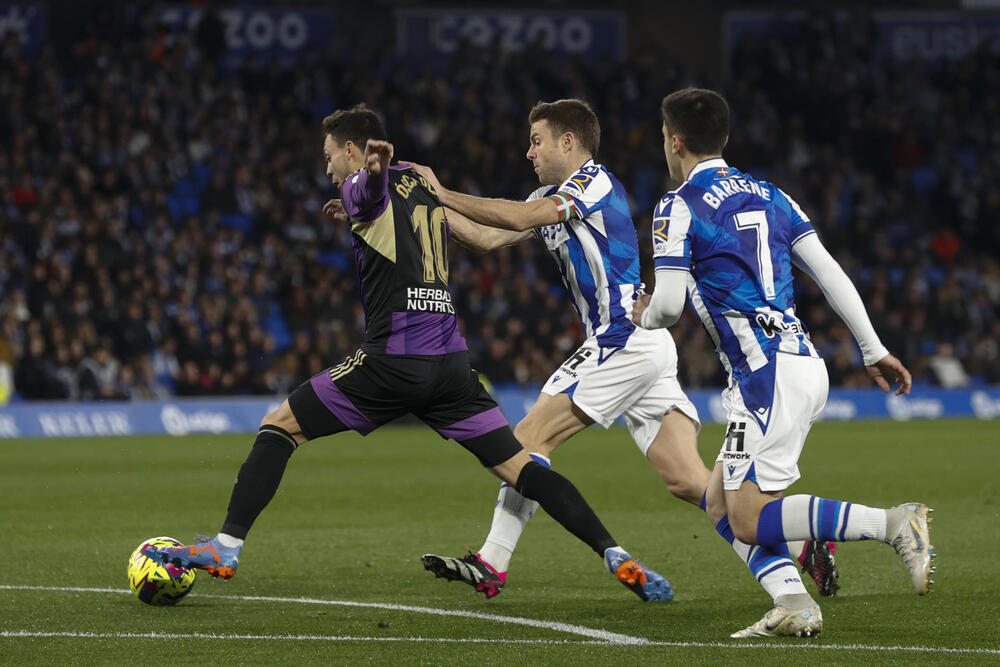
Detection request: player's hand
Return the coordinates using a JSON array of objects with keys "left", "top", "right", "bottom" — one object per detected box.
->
[
  {"left": 402, "top": 161, "right": 444, "bottom": 194},
  {"left": 631, "top": 293, "right": 652, "bottom": 327},
  {"left": 322, "top": 198, "right": 349, "bottom": 224},
  {"left": 365, "top": 139, "right": 394, "bottom": 175},
  {"left": 866, "top": 353, "right": 912, "bottom": 395}
]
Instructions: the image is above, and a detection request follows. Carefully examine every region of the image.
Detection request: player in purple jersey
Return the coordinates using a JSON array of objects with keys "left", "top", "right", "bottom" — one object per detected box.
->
[
  {"left": 142, "top": 104, "right": 665, "bottom": 597},
  {"left": 634, "top": 88, "right": 933, "bottom": 637},
  {"left": 408, "top": 99, "right": 836, "bottom": 602}
]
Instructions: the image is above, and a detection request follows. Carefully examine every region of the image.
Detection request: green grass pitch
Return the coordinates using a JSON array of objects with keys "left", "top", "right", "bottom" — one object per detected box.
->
[{"left": 1, "top": 419, "right": 998, "bottom": 664}]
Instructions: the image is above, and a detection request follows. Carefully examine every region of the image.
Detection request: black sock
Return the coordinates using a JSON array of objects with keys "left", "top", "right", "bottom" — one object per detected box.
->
[
  {"left": 514, "top": 461, "right": 616, "bottom": 556},
  {"left": 220, "top": 426, "right": 297, "bottom": 539}
]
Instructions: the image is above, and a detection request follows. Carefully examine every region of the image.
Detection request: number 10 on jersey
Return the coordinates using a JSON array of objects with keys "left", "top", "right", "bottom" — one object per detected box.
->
[{"left": 413, "top": 205, "right": 449, "bottom": 284}]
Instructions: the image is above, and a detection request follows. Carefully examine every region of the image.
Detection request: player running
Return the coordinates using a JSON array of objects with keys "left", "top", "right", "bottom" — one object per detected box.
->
[
  {"left": 142, "top": 104, "right": 666, "bottom": 600},
  {"left": 633, "top": 88, "right": 933, "bottom": 637},
  {"left": 408, "top": 99, "right": 837, "bottom": 603}
]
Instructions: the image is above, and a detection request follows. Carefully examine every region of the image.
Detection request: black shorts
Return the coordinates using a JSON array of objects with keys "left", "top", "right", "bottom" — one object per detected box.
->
[{"left": 287, "top": 349, "right": 521, "bottom": 467}]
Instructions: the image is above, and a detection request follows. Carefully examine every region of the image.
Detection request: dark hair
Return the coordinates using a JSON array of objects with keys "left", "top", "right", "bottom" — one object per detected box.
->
[
  {"left": 528, "top": 99, "right": 600, "bottom": 157},
  {"left": 321, "top": 103, "right": 387, "bottom": 148},
  {"left": 660, "top": 88, "right": 730, "bottom": 156}
]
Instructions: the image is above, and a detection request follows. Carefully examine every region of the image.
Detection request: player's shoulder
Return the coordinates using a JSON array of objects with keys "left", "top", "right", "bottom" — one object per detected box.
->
[
  {"left": 727, "top": 165, "right": 782, "bottom": 199},
  {"left": 387, "top": 164, "right": 417, "bottom": 183},
  {"left": 765, "top": 182, "right": 811, "bottom": 221},
  {"left": 654, "top": 185, "right": 691, "bottom": 219},
  {"left": 385, "top": 164, "right": 441, "bottom": 200},
  {"left": 559, "top": 159, "right": 613, "bottom": 200}
]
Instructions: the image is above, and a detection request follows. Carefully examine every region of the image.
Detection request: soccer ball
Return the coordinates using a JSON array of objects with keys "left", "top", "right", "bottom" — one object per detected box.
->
[{"left": 127, "top": 536, "right": 197, "bottom": 606}]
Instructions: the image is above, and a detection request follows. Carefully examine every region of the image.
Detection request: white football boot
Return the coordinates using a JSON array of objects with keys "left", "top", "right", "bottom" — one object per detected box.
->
[
  {"left": 888, "top": 502, "right": 935, "bottom": 595},
  {"left": 730, "top": 603, "right": 823, "bottom": 638}
]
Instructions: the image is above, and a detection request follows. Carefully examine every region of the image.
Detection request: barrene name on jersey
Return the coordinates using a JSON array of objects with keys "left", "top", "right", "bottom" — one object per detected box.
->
[
  {"left": 406, "top": 287, "right": 455, "bottom": 314},
  {"left": 702, "top": 177, "right": 773, "bottom": 209}
]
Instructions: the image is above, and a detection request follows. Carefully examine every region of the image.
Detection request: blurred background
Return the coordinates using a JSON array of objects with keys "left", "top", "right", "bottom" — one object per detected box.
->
[{"left": 1, "top": 0, "right": 998, "bottom": 410}]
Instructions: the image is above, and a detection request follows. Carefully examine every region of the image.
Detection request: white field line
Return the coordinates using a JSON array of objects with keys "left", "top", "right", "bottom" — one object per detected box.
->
[
  {"left": 3, "top": 630, "right": 1000, "bottom": 655},
  {"left": 2, "top": 585, "right": 998, "bottom": 655},
  {"left": 8, "top": 631, "right": 593, "bottom": 644},
  {"left": 0, "top": 585, "right": 641, "bottom": 644}
]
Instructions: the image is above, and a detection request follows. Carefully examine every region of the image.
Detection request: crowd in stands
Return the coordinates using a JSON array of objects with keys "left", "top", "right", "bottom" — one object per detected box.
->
[{"left": 1, "top": 8, "right": 997, "bottom": 403}]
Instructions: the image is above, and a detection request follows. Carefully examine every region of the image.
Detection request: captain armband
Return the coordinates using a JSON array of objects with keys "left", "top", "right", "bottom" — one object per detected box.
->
[{"left": 547, "top": 192, "right": 582, "bottom": 223}]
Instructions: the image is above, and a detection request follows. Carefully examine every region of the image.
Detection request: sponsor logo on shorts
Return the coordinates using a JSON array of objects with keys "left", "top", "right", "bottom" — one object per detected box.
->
[
  {"left": 723, "top": 421, "right": 746, "bottom": 451},
  {"left": 723, "top": 421, "right": 751, "bottom": 463},
  {"left": 557, "top": 347, "right": 592, "bottom": 378}
]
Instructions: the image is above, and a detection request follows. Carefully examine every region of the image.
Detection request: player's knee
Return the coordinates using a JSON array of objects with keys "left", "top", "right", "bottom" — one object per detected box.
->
[
  {"left": 728, "top": 508, "right": 761, "bottom": 545},
  {"left": 260, "top": 403, "right": 306, "bottom": 444},
  {"left": 663, "top": 476, "right": 704, "bottom": 506},
  {"left": 512, "top": 419, "right": 555, "bottom": 457},
  {"left": 511, "top": 419, "right": 535, "bottom": 445},
  {"left": 259, "top": 409, "right": 282, "bottom": 430},
  {"left": 704, "top": 495, "right": 726, "bottom": 526}
]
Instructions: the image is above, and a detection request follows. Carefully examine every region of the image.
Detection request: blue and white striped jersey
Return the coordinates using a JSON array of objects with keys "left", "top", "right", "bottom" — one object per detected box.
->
[
  {"left": 652, "top": 158, "right": 819, "bottom": 417},
  {"left": 528, "top": 159, "right": 641, "bottom": 351}
]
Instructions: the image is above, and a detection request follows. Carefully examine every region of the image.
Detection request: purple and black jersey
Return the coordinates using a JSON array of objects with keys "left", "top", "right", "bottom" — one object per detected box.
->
[
  {"left": 341, "top": 165, "right": 466, "bottom": 356},
  {"left": 286, "top": 163, "right": 515, "bottom": 454}
]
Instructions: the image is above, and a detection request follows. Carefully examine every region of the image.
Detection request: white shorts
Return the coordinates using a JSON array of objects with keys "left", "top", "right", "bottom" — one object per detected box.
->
[
  {"left": 717, "top": 354, "right": 829, "bottom": 491},
  {"left": 540, "top": 327, "right": 700, "bottom": 455}
]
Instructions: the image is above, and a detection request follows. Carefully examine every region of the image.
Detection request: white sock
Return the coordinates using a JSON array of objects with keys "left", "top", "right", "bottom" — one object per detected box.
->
[
  {"left": 603, "top": 546, "right": 628, "bottom": 572},
  {"left": 478, "top": 484, "right": 539, "bottom": 572},
  {"left": 216, "top": 533, "right": 244, "bottom": 548},
  {"left": 770, "top": 495, "right": 888, "bottom": 543},
  {"left": 478, "top": 453, "right": 551, "bottom": 572},
  {"left": 775, "top": 592, "right": 816, "bottom": 611},
  {"left": 730, "top": 538, "right": 808, "bottom": 602}
]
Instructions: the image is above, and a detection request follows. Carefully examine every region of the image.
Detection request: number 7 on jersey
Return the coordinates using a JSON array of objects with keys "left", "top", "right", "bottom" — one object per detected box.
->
[{"left": 733, "top": 210, "right": 776, "bottom": 300}]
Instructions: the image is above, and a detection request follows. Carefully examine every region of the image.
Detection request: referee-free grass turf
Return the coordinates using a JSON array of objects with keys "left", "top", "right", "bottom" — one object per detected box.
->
[{"left": 1, "top": 419, "right": 998, "bottom": 665}]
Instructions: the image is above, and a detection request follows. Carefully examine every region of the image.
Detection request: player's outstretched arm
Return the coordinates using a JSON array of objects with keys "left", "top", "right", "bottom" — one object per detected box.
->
[
  {"left": 340, "top": 140, "right": 394, "bottom": 223},
  {"left": 445, "top": 207, "right": 532, "bottom": 253},
  {"left": 364, "top": 139, "right": 393, "bottom": 175},
  {"left": 791, "top": 233, "right": 911, "bottom": 395},
  {"left": 406, "top": 160, "right": 559, "bottom": 231},
  {"left": 397, "top": 160, "right": 534, "bottom": 250}
]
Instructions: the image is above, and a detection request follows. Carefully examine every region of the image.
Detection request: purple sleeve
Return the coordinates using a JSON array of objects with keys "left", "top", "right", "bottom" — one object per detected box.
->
[{"left": 341, "top": 167, "right": 390, "bottom": 222}]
